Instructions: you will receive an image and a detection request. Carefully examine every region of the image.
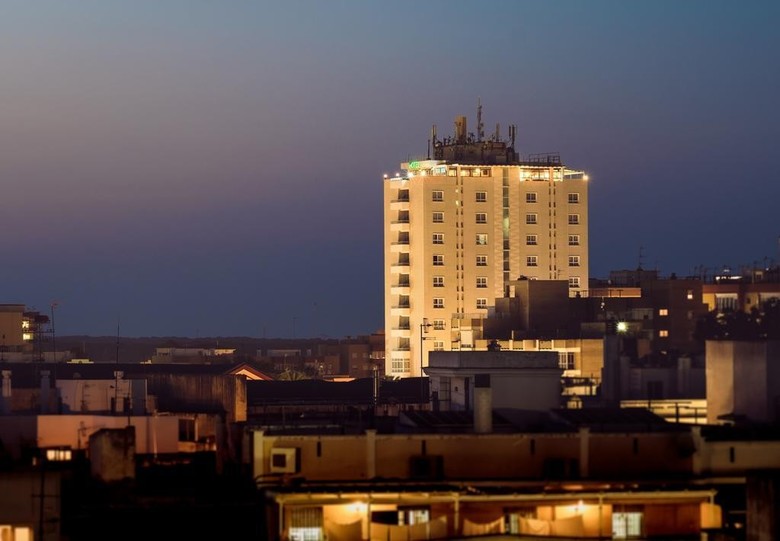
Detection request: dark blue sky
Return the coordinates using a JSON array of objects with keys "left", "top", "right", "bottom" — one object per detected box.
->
[{"left": 1, "top": 1, "right": 778, "bottom": 338}]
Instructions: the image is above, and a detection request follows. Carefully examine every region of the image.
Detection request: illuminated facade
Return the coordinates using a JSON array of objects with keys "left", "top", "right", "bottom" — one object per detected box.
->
[{"left": 383, "top": 112, "right": 589, "bottom": 376}]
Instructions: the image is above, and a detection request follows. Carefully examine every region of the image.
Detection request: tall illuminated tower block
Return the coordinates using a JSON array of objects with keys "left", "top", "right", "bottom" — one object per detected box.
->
[{"left": 383, "top": 111, "right": 589, "bottom": 377}]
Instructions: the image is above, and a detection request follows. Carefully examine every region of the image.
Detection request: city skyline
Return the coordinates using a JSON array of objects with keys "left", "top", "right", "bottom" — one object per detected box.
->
[{"left": 1, "top": 1, "right": 778, "bottom": 338}]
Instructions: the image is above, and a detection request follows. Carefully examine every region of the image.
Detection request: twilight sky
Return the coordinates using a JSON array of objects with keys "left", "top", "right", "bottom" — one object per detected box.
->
[{"left": 1, "top": 1, "right": 778, "bottom": 338}]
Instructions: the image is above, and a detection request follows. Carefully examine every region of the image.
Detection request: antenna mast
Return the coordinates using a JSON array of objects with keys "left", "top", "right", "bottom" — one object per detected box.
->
[{"left": 476, "top": 98, "right": 484, "bottom": 142}]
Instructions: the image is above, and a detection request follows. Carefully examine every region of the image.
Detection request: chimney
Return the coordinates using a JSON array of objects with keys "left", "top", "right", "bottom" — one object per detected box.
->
[
  {"left": 474, "top": 374, "right": 492, "bottom": 434},
  {"left": 1, "top": 370, "right": 10, "bottom": 415}
]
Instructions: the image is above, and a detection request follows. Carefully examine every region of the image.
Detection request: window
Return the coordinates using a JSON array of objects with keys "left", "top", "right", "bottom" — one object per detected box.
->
[
  {"left": 559, "top": 352, "right": 576, "bottom": 370},
  {"left": 476, "top": 298, "right": 487, "bottom": 309},
  {"left": 569, "top": 255, "right": 580, "bottom": 267},
  {"left": 398, "top": 210, "right": 409, "bottom": 223},
  {"left": 569, "top": 276, "right": 580, "bottom": 288},
  {"left": 433, "top": 254, "right": 443, "bottom": 266},
  {"left": 433, "top": 212, "right": 444, "bottom": 223},
  {"left": 476, "top": 277, "right": 487, "bottom": 288},
  {"left": 433, "top": 276, "right": 444, "bottom": 287},
  {"left": 432, "top": 233, "right": 444, "bottom": 244},
  {"left": 568, "top": 234, "right": 580, "bottom": 246},
  {"left": 476, "top": 255, "right": 487, "bottom": 266},
  {"left": 397, "top": 189, "right": 409, "bottom": 202},
  {"left": 433, "top": 341, "right": 444, "bottom": 351},
  {"left": 659, "top": 308, "right": 669, "bottom": 316},
  {"left": 527, "top": 256, "right": 538, "bottom": 267},
  {"left": 568, "top": 214, "right": 579, "bottom": 225},
  {"left": 397, "top": 232, "right": 409, "bottom": 244},
  {"left": 475, "top": 213, "right": 487, "bottom": 224},
  {"left": 659, "top": 329, "right": 669, "bottom": 337},
  {"left": 687, "top": 289, "right": 694, "bottom": 300},
  {"left": 526, "top": 234, "right": 538, "bottom": 246},
  {"left": 433, "top": 319, "right": 446, "bottom": 330},
  {"left": 432, "top": 190, "right": 443, "bottom": 202},
  {"left": 476, "top": 234, "right": 488, "bottom": 245},
  {"left": 433, "top": 298, "right": 444, "bottom": 309},
  {"left": 526, "top": 213, "right": 537, "bottom": 225},
  {"left": 475, "top": 191, "right": 487, "bottom": 203},
  {"left": 526, "top": 192, "right": 537, "bottom": 203},
  {"left": 568, "top": 192, "right": 580, "bottom": 204}
]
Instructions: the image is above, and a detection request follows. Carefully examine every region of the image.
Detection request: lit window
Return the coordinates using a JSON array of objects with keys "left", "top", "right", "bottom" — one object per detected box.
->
[
  {"left": 461, "top": 169, "right": 471, "bottom": 177},
  {"left": 476, "top": 191, "right": 487, "bottom": 203},
  {"left": 433, "top": 254, "right": 444, "bottom": 266},
  {"left": 526, "top": 192, "right": 537, "bottom": 203},
  {"left": 476, "top": 298, "right": 487, "bottom": 309},
  {"left": 659, "top": 330, "right": 669, "bottom": 337},
  {"left": 432, "top": 233, "right": 444, "bottom": 244},
  {"left": 569, "top": 255, "right": 580, "bottom": 267},
  {"left": 45, "top": 448, "right": 73, "bottom": 462},
  {"left": 526, "top": 234, "right": 537, "bottom": 246},
  {"left": 568, "top": 214, "right": 579, "bottom": 225},
  {"left": 527, "top": 256, "right": 538, "bottom": 267},
  {"left": 568, "top": 234, "right": 580, "bottom": 246},
  {"left": 433, "top": 341, "right": 444, "bottom": 351},
  {"left": 433, "top": 319, "right": 446, "bottom": 330},
  {"left": 687, "top": 289, "right": 694, "bottom": 300},
  {"left": 433, "top": 298, "right": 444, "bottom": 309},
  {"left": 433, "top": 276, "right": 444, "bottom": 287},
  {"left": 569, "top": 277, "right": 580, "bottom": 288},
  {"left": 558, "top": 352, "right": 575, "bottom": 370},
  {"left": 475, "top": 213, "right": 487, "bottom": 224},
  {"left": 433, "top": 212, "right": 444, "bottom": 223},
  {"left": 432, "top": 190, "right": 443, "bottom": 202},
  {"left": 447, "top": 168, "right": 457, "bottom": 176},
  {"left": 476, "top": 234, "right": 488, "bottom": 245},
  {"left": 476, "top": 255, "right": 487, "bottom": 266},
  {"left": 526, "top": 213, "right": 537, "bottom": 225},
  {"left": 568, "top": 192, "right": 580, "bottom": 204},
  {"left": 659, "top": 308, "right": 668, "bottom": 316},
  {"left": 476, "top": 277, "right": 487, "bottom": 288}
]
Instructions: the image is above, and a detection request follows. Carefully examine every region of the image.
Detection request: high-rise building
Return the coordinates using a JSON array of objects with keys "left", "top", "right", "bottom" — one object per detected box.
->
[{"left": 383, "top": 109, "right": 589, "bottom": 377}]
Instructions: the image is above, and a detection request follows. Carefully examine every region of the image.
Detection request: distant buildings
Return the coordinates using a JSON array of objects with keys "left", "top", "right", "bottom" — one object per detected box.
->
[{"left": 383, "top": 108, "right": 589, "bottom": 378}]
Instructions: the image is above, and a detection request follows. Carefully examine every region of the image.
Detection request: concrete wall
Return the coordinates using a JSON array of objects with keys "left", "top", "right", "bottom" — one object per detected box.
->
[
  {"left": 0, "top": 415, "right": 179, "bottom": 458},
  {"left": 706, "top": 340, "right": 780, "bottom": 424},
  {"left": 252, "top": 430, "right": 695, "bottom": 482}
]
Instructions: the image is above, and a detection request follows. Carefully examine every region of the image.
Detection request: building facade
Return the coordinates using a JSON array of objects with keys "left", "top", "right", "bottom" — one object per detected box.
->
[{"left": 383, "top": 112, "right": 589, "bottom": 376}]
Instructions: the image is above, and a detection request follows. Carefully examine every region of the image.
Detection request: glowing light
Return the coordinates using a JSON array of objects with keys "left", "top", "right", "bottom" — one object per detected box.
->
[
  {"left": 583, "top": 175, "right": 589, "bottom": 181},
  {"left": 616, "top": 322, "right": 628, "bottom": 333},
  {"left": 347, "top": 501, "right": 368, "bottom": 513}
]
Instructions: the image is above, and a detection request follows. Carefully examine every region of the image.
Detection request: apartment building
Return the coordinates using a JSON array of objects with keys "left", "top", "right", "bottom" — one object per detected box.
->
[{"left": 383, "top": 111, "right": 589, "bottom": 376}]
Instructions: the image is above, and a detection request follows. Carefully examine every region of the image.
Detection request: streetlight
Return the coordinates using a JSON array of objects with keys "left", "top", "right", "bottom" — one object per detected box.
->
[
  {"left": 419, "top": 319, "right": 432, "bottom": 404},
  {"left": 419, "top": 318, "right": 432, "bottom": 376}
]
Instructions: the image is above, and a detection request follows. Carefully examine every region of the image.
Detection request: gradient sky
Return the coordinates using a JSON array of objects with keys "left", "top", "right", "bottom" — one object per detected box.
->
[{"left": 1, "top": 1, "right": 778, "bottom": 338}]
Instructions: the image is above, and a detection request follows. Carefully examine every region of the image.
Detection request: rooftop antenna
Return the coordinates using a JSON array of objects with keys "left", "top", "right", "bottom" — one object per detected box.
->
[
  {"left": 116, "top": 316, "right": 120, "bottom": 364},
  {"left": 476, "top": 98, "right": 484, "bottom": 142}
]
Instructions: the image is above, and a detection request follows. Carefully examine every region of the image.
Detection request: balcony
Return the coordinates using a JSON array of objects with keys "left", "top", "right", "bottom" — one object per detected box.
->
[
  {"left": 391, "top": 282, "right": 411, "bottom": 295},
  {"left": 391, "top": 261, "right": 410, "bottom": 273},
  {"left": 391, "top": 304, "right": 411, "bottom": 316},
  {"left": 390, "top": 198, "right": 410, "bottom": 211}
]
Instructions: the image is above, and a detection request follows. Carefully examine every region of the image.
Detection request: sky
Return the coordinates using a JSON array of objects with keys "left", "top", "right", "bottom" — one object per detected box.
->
[{"left": 1, "top": 1, "right": 778, "bottom": 338}]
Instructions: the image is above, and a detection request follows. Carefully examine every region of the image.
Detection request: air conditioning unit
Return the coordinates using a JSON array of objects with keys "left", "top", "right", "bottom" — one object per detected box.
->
[{"left": 269, "top": 448, "right": 299, "bottom": 474}]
